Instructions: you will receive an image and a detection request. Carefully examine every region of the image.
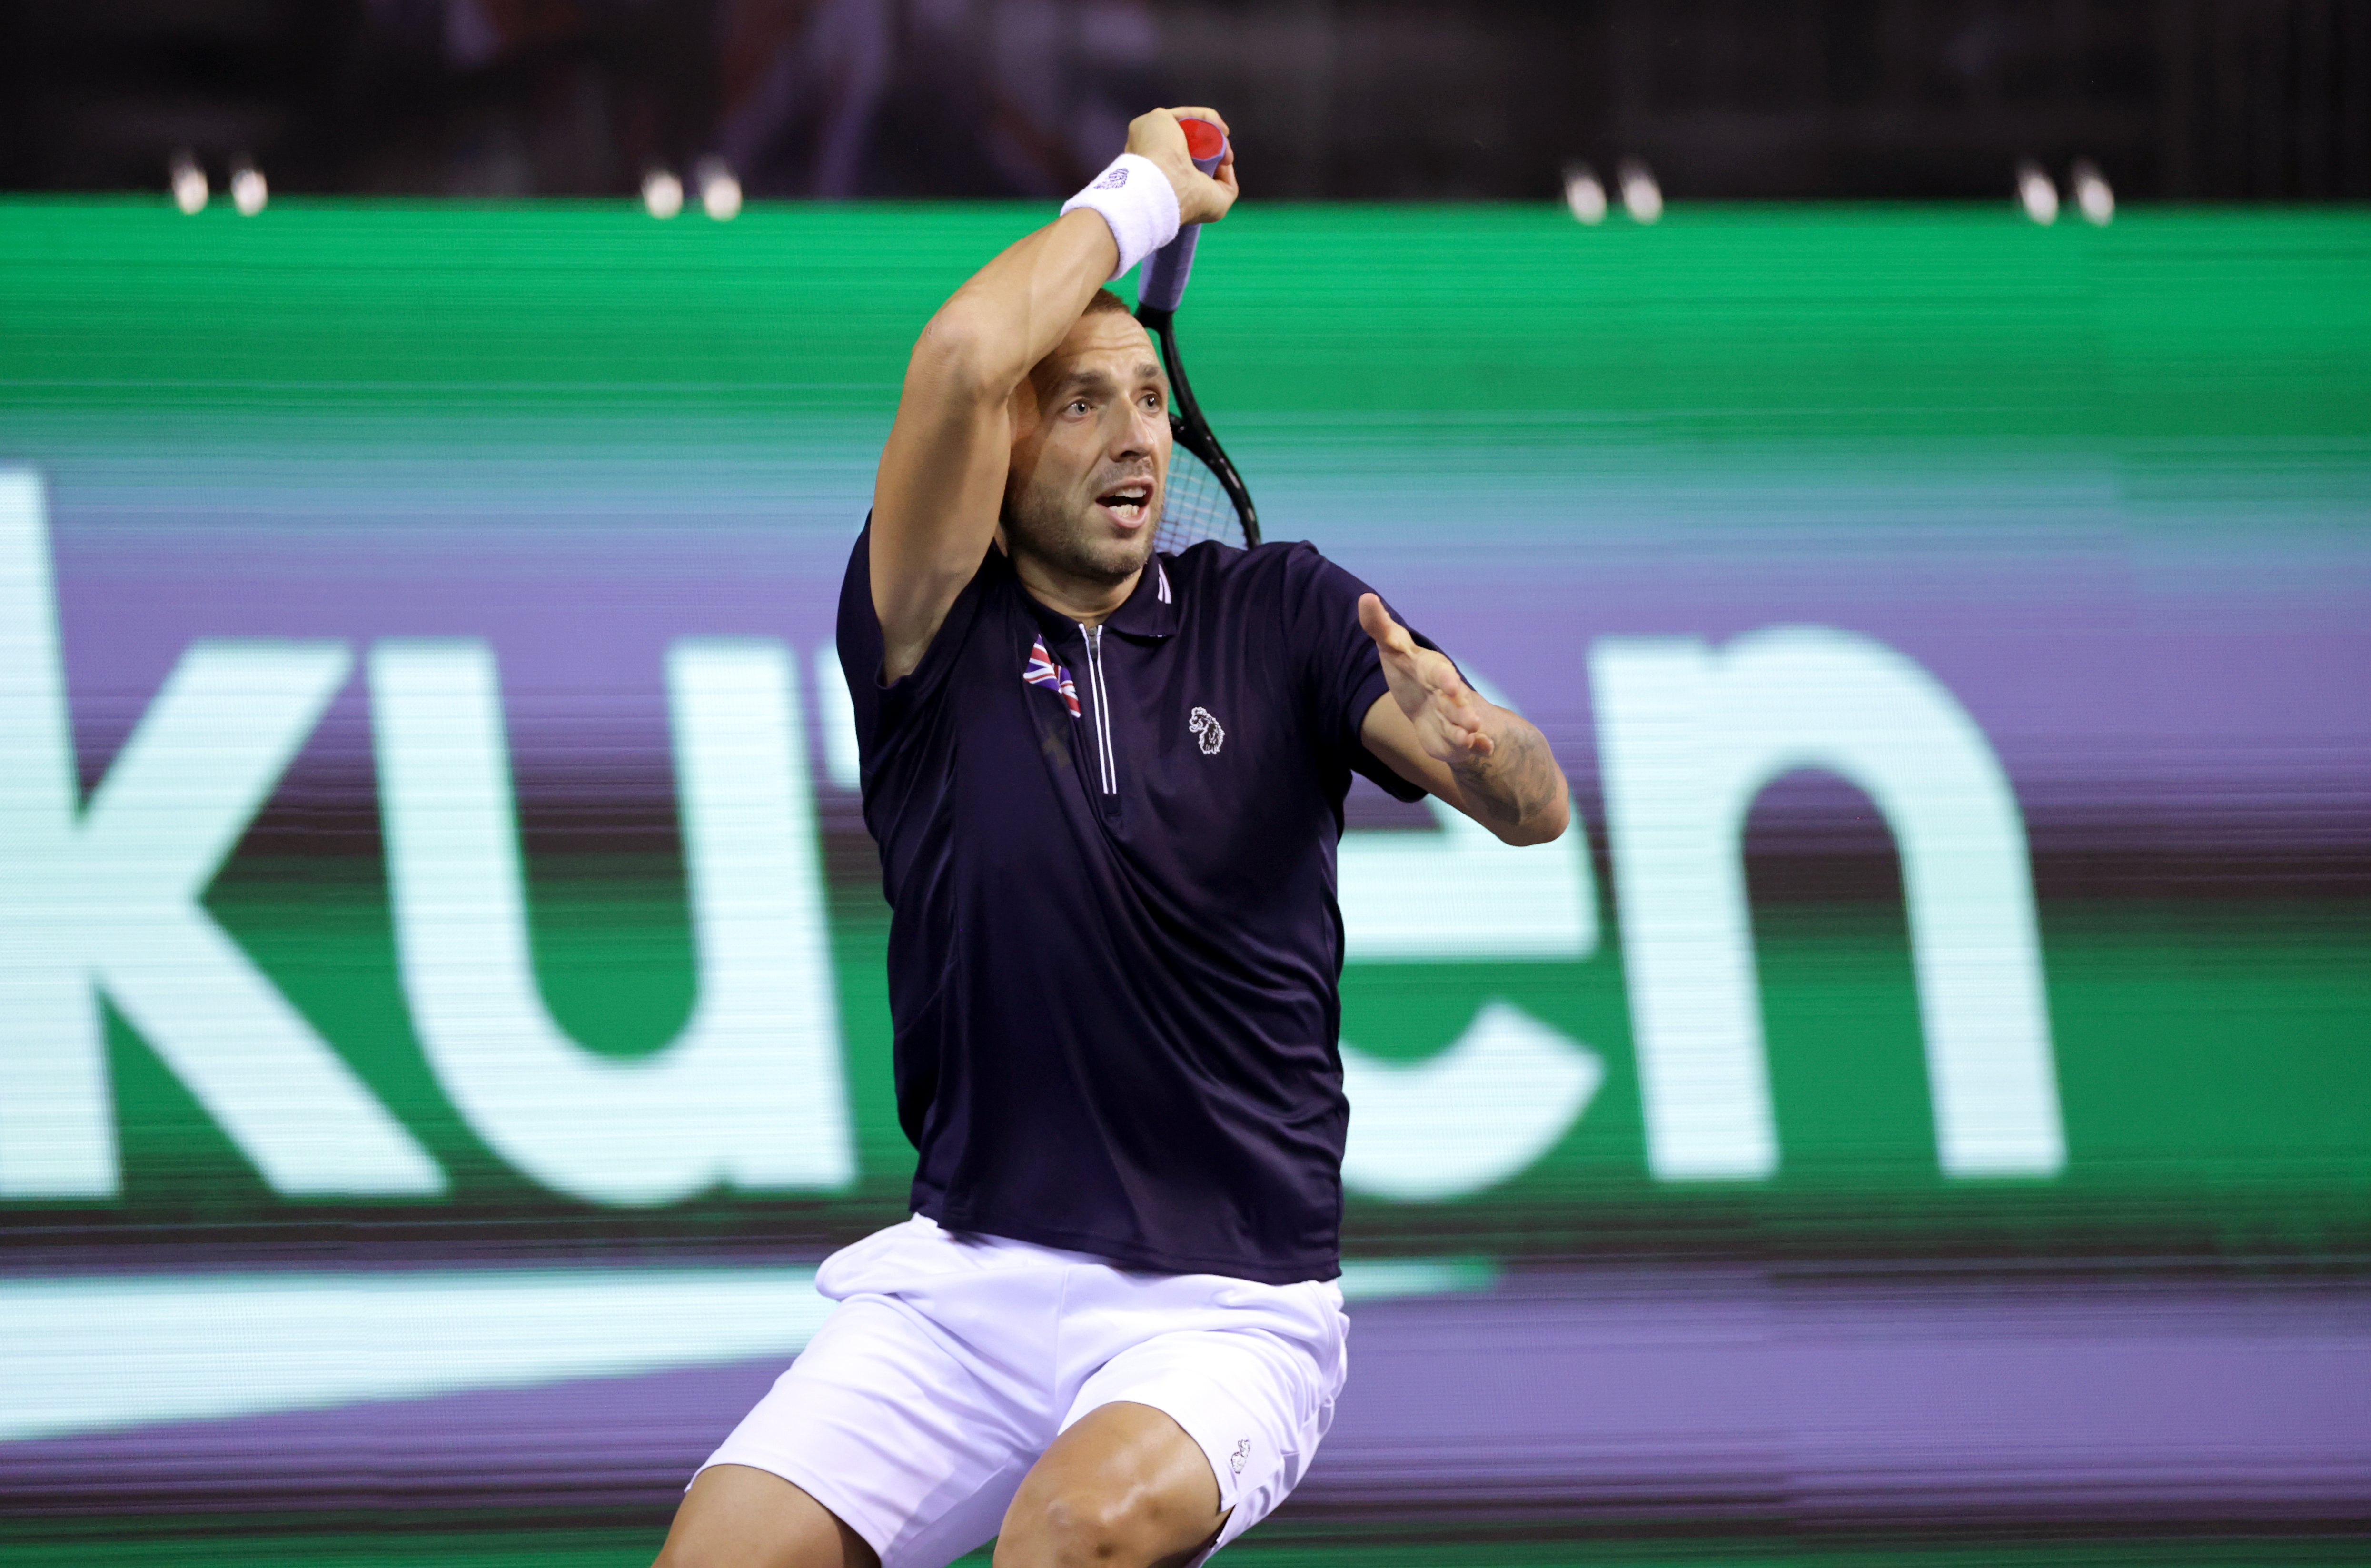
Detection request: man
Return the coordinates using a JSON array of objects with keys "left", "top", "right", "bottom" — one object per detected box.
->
[{"left": 656, "top": 108, "right": 1568, "bottom": 1568}]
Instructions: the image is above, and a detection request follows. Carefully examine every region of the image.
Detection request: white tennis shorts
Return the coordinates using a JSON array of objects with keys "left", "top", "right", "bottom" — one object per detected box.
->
[{"left": 696, "top": 1215, "right": 1349, "bottom": 1568}]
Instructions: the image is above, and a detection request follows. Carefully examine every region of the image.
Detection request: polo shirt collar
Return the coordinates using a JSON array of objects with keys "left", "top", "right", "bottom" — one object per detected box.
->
[
  {"left": 1101, "top": 556, "right": 1180, "bottom": 640},
  {"left": 1021, "top": 555, "right": 1180, "bottom": 642}
]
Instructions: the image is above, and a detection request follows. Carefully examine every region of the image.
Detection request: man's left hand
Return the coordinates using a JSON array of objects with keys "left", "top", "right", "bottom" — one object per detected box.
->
[{"left": 1358, "top": 592, "right": 1493, "bottom": 768}]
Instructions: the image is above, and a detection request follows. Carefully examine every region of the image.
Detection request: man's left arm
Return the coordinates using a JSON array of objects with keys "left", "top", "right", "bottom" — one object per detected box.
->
[{"left": 1354, "top": 593, "right": 1570, "bottom": 847}]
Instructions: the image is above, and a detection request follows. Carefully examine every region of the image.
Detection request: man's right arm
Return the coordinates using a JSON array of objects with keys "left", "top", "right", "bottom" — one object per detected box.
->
[{"left": 869, "top": 108, "right": 1235, "bottom": 684}]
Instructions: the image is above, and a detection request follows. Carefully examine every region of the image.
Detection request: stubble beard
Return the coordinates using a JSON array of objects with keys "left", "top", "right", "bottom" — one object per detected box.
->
[{"left": 1002, "top": 472, "right": 1159, "bottom": 588}]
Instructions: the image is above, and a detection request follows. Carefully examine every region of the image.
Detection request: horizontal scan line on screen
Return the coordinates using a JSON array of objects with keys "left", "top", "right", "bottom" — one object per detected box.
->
[
  {"left": 0, "top": 1258, "right": 1494, "bottom": 1442},
  {"left": 0, "top": 468, "right": 2063, "bottom": 1210}
]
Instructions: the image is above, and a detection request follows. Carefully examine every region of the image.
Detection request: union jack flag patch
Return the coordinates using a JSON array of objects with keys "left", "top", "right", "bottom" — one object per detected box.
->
[{"left": 1023, "top": 635, "right": 1081, "bottom": 718}]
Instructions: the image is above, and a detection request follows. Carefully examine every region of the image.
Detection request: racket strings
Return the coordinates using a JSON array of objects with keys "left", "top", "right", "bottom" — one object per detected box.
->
[{"left": 1157, "top": 444, "right": 1246, "bottom": 553}]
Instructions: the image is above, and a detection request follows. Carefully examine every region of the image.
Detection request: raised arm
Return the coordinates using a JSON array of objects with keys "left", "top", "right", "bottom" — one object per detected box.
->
[
  {"left": 870, "top": 108, "right": 1237, "bottom": 683},
  {"left": 1355, "top": 594, "right": 1571, "bottom": 846}
]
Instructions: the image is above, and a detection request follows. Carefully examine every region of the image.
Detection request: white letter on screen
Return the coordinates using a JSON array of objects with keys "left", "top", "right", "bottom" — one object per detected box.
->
[
  {"left": 1592, "top": 627, "right": 2063, "bottom": 1182},
  {"left": 370, "top": 637, "right": 854, "bottom": 1205},
  {"left": 1335, "top": 672, "right": 1605, "bottom": 1200},
  {"left": 1338, "top": 673, "right": 1596, "bottom": 960},
  {"left": 813, "top": 645, "right": 861, "bottom": 793},
  {"left": 0, "top": 468, "right": 443, "bottom": 1199},
  {"left": 1340, "top": 1002, "right": 1603, "bottom": 1201}
]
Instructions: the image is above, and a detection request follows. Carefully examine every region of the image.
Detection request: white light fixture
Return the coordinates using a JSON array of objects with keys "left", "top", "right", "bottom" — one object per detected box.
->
[
  {"left": 2070, "top": 158, "right": 2114, "bottom": 225},
  {"left": 1618, "top": 158, "right": 1662, "bottom": 224},
  {"left": 229, "top": 160, "right": 268, "bottom": 217},
  {"left": 1562, "top": 160, "right": 1606, "bottom": 224},
  {"left": 642, "top": 166, "right": 684, "bottom": 219},
  {"left": 169, "top": 152, "right": 208, "bottom": 215},
  {"left": 696, "top": 156, "right": 742, "bottom": 221},
  {"left": 2016, "top": 159, "right": 2059, "bottom": 225}
]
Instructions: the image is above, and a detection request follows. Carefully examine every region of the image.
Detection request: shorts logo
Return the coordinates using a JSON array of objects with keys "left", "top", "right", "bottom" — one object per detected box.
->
[
  {"left": 1230, "top": 1438, "right": 1251, "bottom": 1475},
  {"left": 1189, "top": 706, "right": 1225, "bottom": 755},
  {"left": 1094, "top": 166, "right": 1130, "bottom": 190}
]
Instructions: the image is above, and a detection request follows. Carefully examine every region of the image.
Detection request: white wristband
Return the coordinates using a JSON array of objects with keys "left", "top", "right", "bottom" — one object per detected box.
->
[{"left": 1060, "top": 154, "right": 1181, "bottom": 282}]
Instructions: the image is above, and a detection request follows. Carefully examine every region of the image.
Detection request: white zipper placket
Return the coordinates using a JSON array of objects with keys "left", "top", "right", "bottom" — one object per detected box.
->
[{"left": 1080, "top": 622, "right": 1118, "bottom": 795}]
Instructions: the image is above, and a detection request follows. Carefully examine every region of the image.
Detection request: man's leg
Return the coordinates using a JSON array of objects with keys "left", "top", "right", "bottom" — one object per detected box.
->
[
  {"left": 654, "top": 1463, "right": 880, "bottom": 1568},
  {"left": 991, "top": 1402, "right": 1227, "bottom": 1568}
]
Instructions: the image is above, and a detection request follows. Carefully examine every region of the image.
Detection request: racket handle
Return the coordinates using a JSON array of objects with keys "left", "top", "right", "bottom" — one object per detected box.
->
[{"left": 1137, "top": 119, "right": 1226, "bottom": 315}]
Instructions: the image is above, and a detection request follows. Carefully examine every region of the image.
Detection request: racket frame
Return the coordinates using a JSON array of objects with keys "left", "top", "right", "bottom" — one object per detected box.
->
[{"left": 1137, "top": 300, "right": 1261, "bottom": 548}]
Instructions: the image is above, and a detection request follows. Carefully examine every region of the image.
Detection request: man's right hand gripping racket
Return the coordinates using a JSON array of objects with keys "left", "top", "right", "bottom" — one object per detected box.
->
[{"left": 1138, "top": 118, "right": 1261, "bottom": 552}]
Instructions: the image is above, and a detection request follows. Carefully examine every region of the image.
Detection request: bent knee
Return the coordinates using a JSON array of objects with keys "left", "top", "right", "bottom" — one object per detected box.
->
[
  {"left": 999, "top": 1490, "right": 1209, "bottom": 1568},
  {"left": 1043, "top": 1492, "right": 1145, "bottom": 1565},
  {"left": 654, "top": 1465, "right": 878, "bottom": 1568},
  {"left": 655, "top": 1520, "right": 876, "bottom": 1568}
]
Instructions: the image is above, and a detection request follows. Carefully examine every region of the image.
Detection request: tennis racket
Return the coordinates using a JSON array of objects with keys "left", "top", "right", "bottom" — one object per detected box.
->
[{"left": 1136, "top": 118, "right": 1260, "bottom": 551}]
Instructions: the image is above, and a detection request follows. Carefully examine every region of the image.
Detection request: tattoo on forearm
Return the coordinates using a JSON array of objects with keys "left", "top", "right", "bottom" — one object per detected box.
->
[{"left": 1454, "top": 716, "right": 1562, "bottom": 832}]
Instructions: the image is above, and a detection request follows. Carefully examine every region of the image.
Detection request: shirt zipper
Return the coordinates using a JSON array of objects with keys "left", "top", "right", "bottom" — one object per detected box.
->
[{"left": 1080, "top": 622, "right": 1117, "bottom": 795}]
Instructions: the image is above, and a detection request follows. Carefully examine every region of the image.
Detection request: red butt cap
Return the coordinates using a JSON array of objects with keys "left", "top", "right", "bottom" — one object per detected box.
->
[{"left": 1179, "top": 118, "right": 1226, "bottom": 163}]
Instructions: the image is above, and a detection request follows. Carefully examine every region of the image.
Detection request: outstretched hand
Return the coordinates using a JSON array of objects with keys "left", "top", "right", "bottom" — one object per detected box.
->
[
  {"left": 1359, "top": 592, "right": 1495, "bottom": 769},
  {"left": 1125, "top": 107, "right": 1239, "bottom": 227}
]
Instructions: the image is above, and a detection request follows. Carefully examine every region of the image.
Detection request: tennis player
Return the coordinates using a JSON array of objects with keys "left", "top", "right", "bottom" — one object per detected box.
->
[{"left": 655, "top": 107, "right": 1569, "bottom": 1568}]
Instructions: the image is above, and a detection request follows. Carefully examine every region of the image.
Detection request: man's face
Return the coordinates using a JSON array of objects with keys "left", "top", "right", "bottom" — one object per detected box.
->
[{"left": 1003, "top": 310, "right": 1171, "bottom": 587}]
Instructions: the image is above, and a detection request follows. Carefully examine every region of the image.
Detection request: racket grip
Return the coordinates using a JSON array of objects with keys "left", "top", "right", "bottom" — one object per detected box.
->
[{"left": 1137, "top": 123, "right": 1225, "bottom": 314}]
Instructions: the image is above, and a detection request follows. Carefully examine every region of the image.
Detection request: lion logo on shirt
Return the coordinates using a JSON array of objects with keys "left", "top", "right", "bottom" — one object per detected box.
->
[{"left": 1189, "top": 706, "right": 1225, "bottom": 756}]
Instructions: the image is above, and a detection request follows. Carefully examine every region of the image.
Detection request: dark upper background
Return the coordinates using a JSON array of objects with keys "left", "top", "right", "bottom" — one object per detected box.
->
[{"left": 0, "top": 0, "right": 2364, "bottom": 201}]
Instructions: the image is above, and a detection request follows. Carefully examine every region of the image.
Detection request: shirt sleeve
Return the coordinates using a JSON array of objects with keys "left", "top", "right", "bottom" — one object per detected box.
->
[
  {"left": 835, "top": 518, "right": 992, "bottom": 781},
  {"left": 1280, "top": 542, "right": 1448, "bottom": 804}
]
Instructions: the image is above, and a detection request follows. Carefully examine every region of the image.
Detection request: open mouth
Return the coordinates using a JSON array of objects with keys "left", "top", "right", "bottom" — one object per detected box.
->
[{"left": 1094, "top": 480, "right": 1154, "bottom": 529}]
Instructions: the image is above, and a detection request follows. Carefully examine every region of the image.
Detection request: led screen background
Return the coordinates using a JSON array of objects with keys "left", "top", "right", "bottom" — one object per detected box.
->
[{"left": 1, "top": 201, "right": 2367, "bottom": 1539}]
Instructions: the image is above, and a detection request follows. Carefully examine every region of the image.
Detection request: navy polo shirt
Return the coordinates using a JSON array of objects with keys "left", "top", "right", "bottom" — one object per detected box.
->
[{"left": 837, "top": 526, "right": 1434, "bottom": 1283}]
